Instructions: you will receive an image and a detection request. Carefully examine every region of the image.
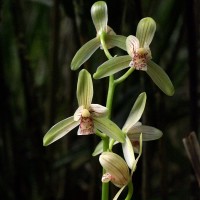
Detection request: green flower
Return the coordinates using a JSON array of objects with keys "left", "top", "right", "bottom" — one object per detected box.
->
[
  {"left": 100, "top": 152, "right": 130, "bottom": 188},
  {"left": 121, "top": 92, "right": 162, "bottom": 169},
  {"left": 43, "top": 69, "right": 125, "bottom": 146},
  {"left": 71, "top": 1, "right": 126, "bottom": 70},
  {"left": 94, "top": 17, "right": 175, "bottom": 96}
]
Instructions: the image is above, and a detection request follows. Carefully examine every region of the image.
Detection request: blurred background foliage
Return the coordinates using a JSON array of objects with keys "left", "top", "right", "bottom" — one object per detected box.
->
[{"left": 0, "top": 0, "right": 200, "bottom": 199}]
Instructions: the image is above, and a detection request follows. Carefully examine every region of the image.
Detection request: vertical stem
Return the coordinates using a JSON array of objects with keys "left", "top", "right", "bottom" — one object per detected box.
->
[{"left": 125, "top": 182, "right": 134, "bottom": 200}]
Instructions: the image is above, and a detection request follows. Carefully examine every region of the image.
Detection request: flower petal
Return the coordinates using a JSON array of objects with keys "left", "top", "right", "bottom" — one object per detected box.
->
[
  {"left": 99, "top": 152, "right": 130, "bottom": 188},
  {"left": 93, "top": 55, "right": 131, "bottom": 79},
  {"left": 43, "top": 116, "right": 79, "bottom": 146},
  {"left": 90, "top": 104, "right": 108, "bottom": 117},
  {"left": 77, "top": 69, "right": 93, "bottom": 108},
  {"left": 104, "top": 34, "right": 127, "bottom": 51},
  {"left": 128, "top": 125, "right": 163, "bottom": 141},
  {"left": 131, "top": 133, "right": 142, "bottom": 174},
  {"left": 74, "top": 106, "right": 83, "bottom": 121},
  {"left": 92, "top": 140, "right": 103, "bottom": 156},
  {"left": 91, "top": 1, "right": 108, "bottom": 35},
  {"left": 126, "top": 35, "right": 139, "bottom": 57},
  {"left": 123, "top": 92, "right": 147, "bottom": 133},
  {"left": 113, "top": 185, "right": 127, "bottom": 200},
  {"left": 136, "top": 17, "right": 156, "bottom": 48},
  {"left": 122, "top": 136, "right": 135, "bottom": 169},
  {"left": 71, "top": 37, "right": 100, "bottom": 70},
  {"left": 94, "top": 117, "right": 125, "bottom": 143},
  {"left": 146, "top": 60, "right": 175, "bottom": 96}
]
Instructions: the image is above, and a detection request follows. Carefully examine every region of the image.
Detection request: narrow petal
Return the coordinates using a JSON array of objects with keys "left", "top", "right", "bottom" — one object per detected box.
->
[
  {"left": 123, "top": 92, "right": 147, "bottom": 133},
  {"left": 90, "top": 104, "right": 108, "bottom": 117},
  {"left": 104, "top": 34, "right": 127, "bottom": 51},
  {"left": 136, "top": 17, "right": 156, "bottom": 47},
  {"left": 113, "top": 185, "right": 127, "bottom": 200},
  {"left": 94, "top": 117, "right": 125, "bottom": 143},
  {"left": 77, "top": 69, "right": 93, "bottom": 108},
  {"left": 92, "top": 140, "right": 103, "bottom": 156},
  {"left": 74, "top": 106, "right": 83, "bottom": 121},
  {"left": 122, "top": 136, "right": 136, "bottom": 169},
  {"left": 146, "top": 60, "right": 175, "bottom": 96},
  {"left": 128, "top": 125, "right": 163, "bottom": 141},
  {"left": 43, "top": 116, "right": 79, "bottom": 146},
  {"left": 91, "top": 1, "right": 108, "bottom": 35},
  {"left": 93, "top": 55, "right": 131, "bottom": 79},
  {"left": 126, "top": 35, "right": 139, "bottom": 57},
  {"left": 131, "top": 133, "right": 142, "bottom": 174},
  {"left": 71, "top": 37, "right": 100, "bottom": 70}
]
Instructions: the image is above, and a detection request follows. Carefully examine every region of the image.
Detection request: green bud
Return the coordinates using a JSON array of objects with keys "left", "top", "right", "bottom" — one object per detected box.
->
[
  {"left": 136, "top": 17, "right": 156, "bottom": 47},
  {"left": 91, "top": 1, "right": 108, "bottom": 35},
  {"left": 99, "top": 152, "right": 130, "bottom": 188}
]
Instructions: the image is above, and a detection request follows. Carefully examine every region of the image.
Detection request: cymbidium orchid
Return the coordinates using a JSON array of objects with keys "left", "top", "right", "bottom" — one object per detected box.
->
[
  {"left": 43, "top": 69, "right": 125, "bottom": 146},
  {"left": 93, "top": 17, "right": 175, "bottom": 96},
  {"left": 71, "top": 1, "right": 126, "bottom": 71}
]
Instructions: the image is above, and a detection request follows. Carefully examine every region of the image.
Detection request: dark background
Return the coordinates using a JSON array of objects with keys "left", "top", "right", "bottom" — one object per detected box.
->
[{"left": 0, "top": 0, "right": 200, "bottom": 199}]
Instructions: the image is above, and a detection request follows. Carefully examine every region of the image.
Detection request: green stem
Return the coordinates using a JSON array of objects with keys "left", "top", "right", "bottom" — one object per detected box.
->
[
  {"left": 125, "top": 181, "right": 134, "bottom": 200},
  {"left": 100, "top": 32, "right": 115, "bottom": 200},
  {"left": 114, "top": 67, "right": 135, "bottom": 86}
]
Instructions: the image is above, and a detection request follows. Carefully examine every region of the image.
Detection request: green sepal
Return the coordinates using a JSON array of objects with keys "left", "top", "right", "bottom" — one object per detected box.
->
[
  {"left": 146, "top": 60, "right": 175, "bottom": 96},
  {"left": 43, "top": 116, "right": 79, "bottom": 146},
  {"left": 92, "top": 140, "right": 103, "bottom": 156},
  {"left": 123, "top": 92, "right": 147, "bottom": 133},
  {"left": 104, "top": 34, "right": 127, "bottom": 51},
  {"left": 71, "top": 37, "right": 100, "bottom": 70},
  {"left": 128, "top": 125, "right": 163, "bottom": 141},
  {"left": 94, "top": 117, "right": 125, "bottom": 143},
  {"left": 136, "top": 17, "right": 156, "bottom": 47},
  {"left": 91, "top": 1, "right": 108, "bottom": 35},
  {"left": 93, "top": 55, "right": 131, "bottom": 79},
  {"left": 77, "top": 69, "right": 93, "bottom": 108}
]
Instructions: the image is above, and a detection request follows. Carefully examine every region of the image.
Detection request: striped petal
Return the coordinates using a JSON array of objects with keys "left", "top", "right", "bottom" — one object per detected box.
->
[
  {"left": 127, "top": 125, "right": 163, "bottom": 141},
  {"left": 43, "top": 116, "right": 79, "bottom": 146},
  {"left": 126, "top": 35, "right": 139, "bottom": 57},
  {"left": 77, "top": 69, "right": 93, "bottom": 108},
  {"left": 91, "top": 1, "right": 108, "bottom": 35},
  {"left": 146, "top": 60, "right": 175, "bottom": 96},
  {"left": 94, "top": 117, "right": 125, "bottom": 143},
  {"left": 123, "top": 92, "right": 147, "bottom": 133},
  {"left": 93, "top": 55, "right": 131, "bottom": 79},
  {"left": 136, "top": 17, "right": 156, "bottom": 47},
  {"left": 71, "top": 37, "right": 100, "bottom": 70},
  {"left": 90, "top": 104, "right": 108, "bottom": 118}
]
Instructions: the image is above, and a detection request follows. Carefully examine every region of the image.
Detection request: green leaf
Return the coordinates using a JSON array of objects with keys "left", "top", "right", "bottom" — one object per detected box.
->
[
  {"left": 146, "top": 60, "right": 175, "bottom": 96},
  {"left": 93, "top": 55, "right": 131, "bottom": 79},
  {"left": 94, "top": 117, "right": 125, "bottom": 143},
  {"left": 123, "top": 92, "right": 147, "bottom": 133},
  {"left": 128, "top": 125, "right": 163, "bottom": 141},
  {"left": 71, "top": 37, "right": 100, "bottom": 70},
  {"left": 136, "top": 17, "right": 156, "bottom": 47},
  {"left": 43, "top": 116, "right": 79, "bottom": 146},
  {"left": 92, "top": 140, "right": 103, "bottom": 156},
  {"left": 104, "top": 34, "right": 127, "bottom": 51},
  {"left": 77, "top": 69, "right": 93, "bottom": 108}
]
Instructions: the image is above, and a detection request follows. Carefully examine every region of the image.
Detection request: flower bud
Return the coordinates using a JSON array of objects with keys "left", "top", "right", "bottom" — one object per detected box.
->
[
  {"left": 136, "top": 17, "right": 156, "bottom": 48},
  {"left": 91, "top": 1, "right": 108, "bottom": 35},
  {"left": 99, "top": 152, "right": 130, "bottom": 188}
]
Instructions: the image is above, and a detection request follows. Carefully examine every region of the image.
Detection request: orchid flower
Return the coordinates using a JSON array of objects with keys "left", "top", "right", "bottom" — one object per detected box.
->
[
  {"left": 99, "top": 134, "right": 142, "bottom": 200},
  {"left": 71, "top": 1, "right": 126, "bottom": 70},
  {"left": 93, "top": 17, "right": 175, "bottom": 96},
  {"left": 43, "top": 69, "right": 125, "bottom": 146},
  {"left": 92, "top": 92, "right": 162, "bottom": 162}
]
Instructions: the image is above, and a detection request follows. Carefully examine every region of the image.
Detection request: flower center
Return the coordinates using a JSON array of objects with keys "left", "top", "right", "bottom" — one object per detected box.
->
[
  {"left": 79, "top": 109, "right": 94, "bottom": 135},
  {"left": 132, "top": 48, "right": 151, "bottom": 71},
  {"left": 81, "top": 109, "right": 91, "bottom": 117}
]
